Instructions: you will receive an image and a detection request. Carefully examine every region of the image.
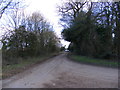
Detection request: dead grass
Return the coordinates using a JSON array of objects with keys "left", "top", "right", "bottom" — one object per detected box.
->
[{"left": 2, "top": 53, "right": 60, "bottom": 79}]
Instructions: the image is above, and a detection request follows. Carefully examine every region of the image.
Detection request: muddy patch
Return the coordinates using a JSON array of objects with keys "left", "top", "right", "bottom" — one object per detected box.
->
[{"left": 43, "top": 72, "right": 117, "bottom": 88}]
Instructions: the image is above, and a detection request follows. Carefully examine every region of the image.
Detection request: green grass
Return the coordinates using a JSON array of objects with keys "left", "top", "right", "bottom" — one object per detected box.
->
[
  {"left": 2, "top": 53, "right": 59, "bottom": 79},
  {"left": 69, "top": 54, "right": 118, "bottom": 68}
]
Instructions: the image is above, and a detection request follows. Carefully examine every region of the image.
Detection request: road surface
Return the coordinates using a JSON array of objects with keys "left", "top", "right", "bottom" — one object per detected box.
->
[{"left": 2, "top": 53, "right": 118, "bottom": 88}]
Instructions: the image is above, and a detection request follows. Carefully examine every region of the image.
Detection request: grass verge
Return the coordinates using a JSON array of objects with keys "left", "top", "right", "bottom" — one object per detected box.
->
[
  {"left": 2, "top": 53, "right": 60, "bottom": 79},
  {"left": 68, "top": 54, "right": 118, "bottom": 68}
]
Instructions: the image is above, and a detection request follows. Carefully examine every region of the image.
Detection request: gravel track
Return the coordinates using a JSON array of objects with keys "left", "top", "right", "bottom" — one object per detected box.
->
[{"left": 2, "top": 53, "right": 118, "bottom": 88}]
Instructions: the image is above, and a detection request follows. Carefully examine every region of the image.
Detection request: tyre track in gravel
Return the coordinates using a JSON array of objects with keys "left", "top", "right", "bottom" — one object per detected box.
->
[
  {"left": 2, "top": 53, "right": 118, "bottom": 88},
  {"left": 2, "top": 54, "right": 64, "bottom": 88}
]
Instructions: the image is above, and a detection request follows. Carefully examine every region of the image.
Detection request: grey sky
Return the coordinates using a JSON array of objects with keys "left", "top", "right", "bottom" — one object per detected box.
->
[
  {"left": 24, "top": 0, "right": 70, "bottom": 48},
  {"left": 0, "top": 0, "right": 70, "bottom": 49}
]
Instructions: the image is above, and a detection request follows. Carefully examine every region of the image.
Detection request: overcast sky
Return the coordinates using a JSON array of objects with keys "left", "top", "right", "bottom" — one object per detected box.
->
[{"left": 24, "top": 0, "right": 70, "bottom": 48}]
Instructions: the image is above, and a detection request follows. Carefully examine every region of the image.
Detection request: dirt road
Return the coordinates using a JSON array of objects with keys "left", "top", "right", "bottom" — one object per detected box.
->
[{"left": 2, "top": 53, "right": 118, "bottom": 88}]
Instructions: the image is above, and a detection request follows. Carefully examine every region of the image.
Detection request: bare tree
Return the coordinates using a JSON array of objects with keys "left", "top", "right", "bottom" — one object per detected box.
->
[
  {"left": 57, "top": 0, "right": 87, "bottom": 27},
  {"left": 0, "top": 0, "right": 24, "bottom": 19}
]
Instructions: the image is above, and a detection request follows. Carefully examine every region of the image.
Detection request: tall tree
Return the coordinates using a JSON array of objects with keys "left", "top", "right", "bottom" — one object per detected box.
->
[
  {"left": 113, "top": 2, "right": 120, "bottom": 59},
  {"left": 60, "top": 1, "right": 119, "bottom": 59},
  {"left": 2, "top": 11, "right": 60, "bottom": 64}
]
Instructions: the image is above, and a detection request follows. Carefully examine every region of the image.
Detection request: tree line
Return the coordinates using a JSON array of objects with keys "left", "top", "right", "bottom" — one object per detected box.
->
[
  {"left": 1, "top": 10, "right": 60, "bottom": 65},
  {"left": 59, "top": 0, "right": 120, "bottom": 60}
]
